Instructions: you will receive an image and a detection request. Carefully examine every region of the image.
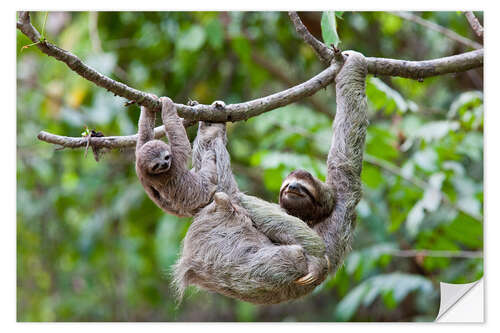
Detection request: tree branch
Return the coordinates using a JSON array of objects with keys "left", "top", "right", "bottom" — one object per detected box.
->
[
  {"left": 465, "top": 11, "right": 484, "bottom": 38},
  {"left": 17, "top": 11, "right": 340, "bottom": 124},
  {"left": 392, "top": 12, "right": 482, "bottom": 49},
  {"left": 366, "top": 49, "right": 483, "bottom": 80},
  {"left": 250, "top": 51, "right": 333, "bottom": 117},
  {"left": 37, "top": 126, "right": 167, "bottom": 150},
  {"left": 287, "top": 11, "right": 483, "bottom": 80},
  {"left": 288, "top": 11, "right": 334, "bottom": 66},
  {"left": 19, "top": 11, "right": 483, "bottom": 149}
]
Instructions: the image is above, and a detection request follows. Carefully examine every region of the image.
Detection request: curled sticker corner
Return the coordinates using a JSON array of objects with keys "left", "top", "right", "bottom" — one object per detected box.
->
[{"left": 435, "top": 278, "right": 483, "bottom": 322}]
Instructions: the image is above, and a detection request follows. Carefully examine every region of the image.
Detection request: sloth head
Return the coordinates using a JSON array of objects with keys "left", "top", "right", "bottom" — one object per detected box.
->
[
  {"left": 279, "top": 169, "right": 335, "bottom": 226},
  {"left": 137, "top": 140, "right": 172, "bottom": 175}
]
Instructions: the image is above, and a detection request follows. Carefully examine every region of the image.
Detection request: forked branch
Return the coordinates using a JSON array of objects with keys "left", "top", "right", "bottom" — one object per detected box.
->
[{"left": 17, "top": 11, "right": 484, "bottom": 150}]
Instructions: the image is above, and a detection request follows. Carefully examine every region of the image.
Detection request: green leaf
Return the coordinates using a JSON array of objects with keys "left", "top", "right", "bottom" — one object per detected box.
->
[
  {"left": 406, "top": 173, "right": 445, "bottom": 236},
  {"left": 336, "top": 273, "right": 433, "bottom": 321},
  {"left": 448, "top": 91, "right": 483, "bottom": 118},
  {"left": 335, "top": 283, "right": 370, "bottom": 321},
  {"left": 413, "top": 121, "right": 460, "bottom": 143},
  {"left": 321, "top": 11, "right": 341, "bottom": 47},
  {"left": 367, "top": 77, "right": 416, "bottom": 114}
]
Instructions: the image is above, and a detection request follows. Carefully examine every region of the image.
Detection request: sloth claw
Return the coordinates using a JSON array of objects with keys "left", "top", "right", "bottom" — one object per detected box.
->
[{"left": 295, "top": 273, "right": 316, "bottom": 285}]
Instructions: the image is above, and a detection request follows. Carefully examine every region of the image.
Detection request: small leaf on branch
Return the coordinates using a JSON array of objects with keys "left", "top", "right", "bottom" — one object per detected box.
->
[{"left": 321, "top": 11, "right": 341, "bottom": 48}]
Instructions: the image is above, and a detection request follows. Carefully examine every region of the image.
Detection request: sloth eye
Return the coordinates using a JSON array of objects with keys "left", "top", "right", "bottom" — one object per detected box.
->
[
  {"left": 152, "top": 163, "right": 160, "bottom": 171},
  {"left": 164, "top": 155, "right": 170, "bottom": 161}
]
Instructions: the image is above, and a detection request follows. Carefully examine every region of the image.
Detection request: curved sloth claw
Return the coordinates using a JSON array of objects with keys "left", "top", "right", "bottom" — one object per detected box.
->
[{"left": 295, "top": 273, "right": 316, "bottom": 285}]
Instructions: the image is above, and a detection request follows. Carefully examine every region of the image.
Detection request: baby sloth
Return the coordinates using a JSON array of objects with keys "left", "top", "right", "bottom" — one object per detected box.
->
[
  {"left": 279, "top": 169, "right": 335, "bottom": 227},
  {"left": 135, "top": 97, "right": 217, "bottom": 217}
]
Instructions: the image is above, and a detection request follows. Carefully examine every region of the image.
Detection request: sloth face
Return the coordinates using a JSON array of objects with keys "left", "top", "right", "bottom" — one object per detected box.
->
[
  {"left": 279, "top": 169, "right": 334, "bottom": 225},
  {"left": 138, "top": 140, "right": 172, "bottom": 175},
  {"left": 279, "top": 170, "right": 319, "bottom": 221}
]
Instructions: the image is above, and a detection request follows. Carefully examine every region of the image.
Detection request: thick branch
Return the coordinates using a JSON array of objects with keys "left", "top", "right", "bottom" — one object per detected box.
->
[
  {"left": 250, "top": 52, "right": 333, "bottom": 117},
  {"left": 465, "top": 11, "right": 483, "bottom": 38},
  {"left": 287, "top": 11, "right": 483, "bottom": 80},
  {"left": 17, "top": 11, "right": 339, "bottom": 123},
  {"left": 35, "top": 48, "right": 484, "bottom": 150},
  {"left": 392, "top": 12, "right": 482, "bottom": 49},
  {"left": 20, "top": 11, "right": 483, "bottom": 149},
  {"left": 366, "top": 49, "right": 483, "bottom": 79}
]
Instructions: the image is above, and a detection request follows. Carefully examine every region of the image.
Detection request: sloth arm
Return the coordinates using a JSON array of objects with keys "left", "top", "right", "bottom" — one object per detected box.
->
[
  {"left": 136, "top": 105, "right": 156, "bottom": 153},
  {"left": 316, "top": 51, "right": 369, "bottom": 271},
  {"left": 160, "top": 97, "right": 191, "bottom": 168},
  {"left": 238, "top": 193, "right": 326, "bottom": 258}
]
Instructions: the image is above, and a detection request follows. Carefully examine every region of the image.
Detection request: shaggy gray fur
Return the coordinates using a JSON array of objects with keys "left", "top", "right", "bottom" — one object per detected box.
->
[
  {"left": 175, "top": 123, "right": 330, "bottom": 304},
  {"left": 315, "top": 51, "right": 368, "bottom": 271},
  {"left": 174, "top": 51, "right": 367, "bottom": 304},
  {"left": 173, "top": 192, "right": 329, "bottom": 304}
]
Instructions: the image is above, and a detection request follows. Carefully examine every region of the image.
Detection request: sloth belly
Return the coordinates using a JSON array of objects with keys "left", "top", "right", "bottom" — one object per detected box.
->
[{"left": 179, "top": 214, "right": 317, "bottom": 304}]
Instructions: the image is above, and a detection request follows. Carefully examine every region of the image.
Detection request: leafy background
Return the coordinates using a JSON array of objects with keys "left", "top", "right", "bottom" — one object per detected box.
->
[{"left": 17, "top": 11, "right": 483, "bottom": 321}]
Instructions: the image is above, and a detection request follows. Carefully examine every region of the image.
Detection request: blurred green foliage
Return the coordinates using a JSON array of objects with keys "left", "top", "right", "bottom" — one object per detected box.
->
[{"left": 17, "top": 11, "right": 483, "bottom": 322}]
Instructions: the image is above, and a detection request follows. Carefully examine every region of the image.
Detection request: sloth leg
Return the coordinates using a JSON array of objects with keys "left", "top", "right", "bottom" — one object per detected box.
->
[
  {"left": 198, "top": 149, "right": 218, "bottom": 190},
  {"left": 238, "top": 193, "right": 328, "bottom": 285},
  {"left": 193, "top": 123, "right": 239, "bottom": 195},
  {"left": 247, "top": 244, "right": 309, "bottom": 286}
]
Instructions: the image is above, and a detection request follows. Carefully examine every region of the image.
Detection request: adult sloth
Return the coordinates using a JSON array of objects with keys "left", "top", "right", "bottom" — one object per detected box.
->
[{"left": 174, "top": 51, "right": 368, "bottom": 304}]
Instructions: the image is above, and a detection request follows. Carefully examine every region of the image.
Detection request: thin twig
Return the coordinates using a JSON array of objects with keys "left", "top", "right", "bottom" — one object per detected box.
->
[
  {"left": 392, "top": 12, "right": 482, "bottom": 49},
  {"left": 288, "top": 11, "right": 334, "bottom": 66},
  {"left": 465, "top": 11, "right": 484, "bottom": 38},
  {"left": 287, "top": 11, "right": 483, "bottom": 80}
]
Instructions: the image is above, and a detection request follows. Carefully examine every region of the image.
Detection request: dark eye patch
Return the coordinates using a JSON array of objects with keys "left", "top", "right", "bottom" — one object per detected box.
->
[
  {"left": 152, "top": 163, "right": 160, "bottom": 171},
  {"left": 296, "top": 183, "right": 317, "bottom": 203}
]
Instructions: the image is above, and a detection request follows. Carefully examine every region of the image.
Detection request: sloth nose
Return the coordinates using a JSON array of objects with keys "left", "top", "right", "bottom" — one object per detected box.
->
[
  {"left": 160, "top": 161, "right": 169, "bottom": 169},
  {"left": 288, "top": 182, "right": 299, "bottom": 191}
]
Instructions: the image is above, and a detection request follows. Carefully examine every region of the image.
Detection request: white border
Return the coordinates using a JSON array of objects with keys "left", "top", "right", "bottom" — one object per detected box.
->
[{"left": 5, "top": 1, "right": 499, "bottom": 331}]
